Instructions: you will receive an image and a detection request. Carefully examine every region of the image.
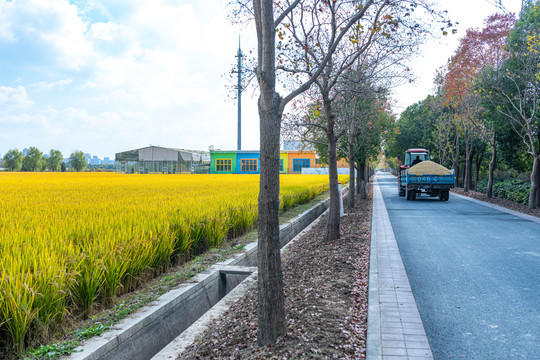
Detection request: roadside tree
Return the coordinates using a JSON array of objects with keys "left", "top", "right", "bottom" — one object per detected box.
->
[
  {"left": 238, "top": 0, "right": 453, "bottom": 345},
  {"left": 3, "top": 149, "right": 23, "bottom": 171},
  {"left": 47, "top": 149, "right": 64, "bottom": 172},
  {"left": 69, "top": 151, "right": 87, "bottom": 172},
  {"left": 22, "top": 147, "right": 44, "bottom": 172},
  {"left": 477, "top": 3, "right": 540, "bottom": 208}
]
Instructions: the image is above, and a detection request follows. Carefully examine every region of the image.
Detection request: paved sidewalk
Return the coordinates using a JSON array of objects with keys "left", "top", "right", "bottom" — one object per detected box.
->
[{"left": 367, "top": 176, "right": 433, "bottom": 360}]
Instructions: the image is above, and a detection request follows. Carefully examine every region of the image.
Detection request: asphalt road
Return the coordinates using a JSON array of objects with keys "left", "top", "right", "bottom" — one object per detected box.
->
[{"left": 376, "top": 173, "right": 540, "bottom": 360}]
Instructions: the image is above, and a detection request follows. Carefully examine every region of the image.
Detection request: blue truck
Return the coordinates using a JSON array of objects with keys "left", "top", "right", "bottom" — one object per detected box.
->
[{"left": 398, "top": 149, "right": 455, "bottom": 201}]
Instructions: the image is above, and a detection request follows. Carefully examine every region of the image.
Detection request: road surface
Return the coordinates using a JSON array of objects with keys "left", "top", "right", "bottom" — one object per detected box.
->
[{"left": 376, "top": 172, "right": 540, "bottom": 359}]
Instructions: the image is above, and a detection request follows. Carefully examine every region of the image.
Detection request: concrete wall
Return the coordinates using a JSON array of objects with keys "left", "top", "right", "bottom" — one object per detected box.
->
[{"left": 302, "top": 167, "right": 356, "bottom": 175}]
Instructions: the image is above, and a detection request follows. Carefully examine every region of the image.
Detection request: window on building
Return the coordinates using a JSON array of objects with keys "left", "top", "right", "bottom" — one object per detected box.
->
[
  {"left": 280, "top": 159, "right": 284, "bottom": 172},
  {"left": 241, "top": 159, "right": 258, "bottom": 172},
  {"left": 293, "top": 158, "right": 310, "bottom": 172},
  {"left": 216, "top": 159, "right": 232, "bottom": 172}
]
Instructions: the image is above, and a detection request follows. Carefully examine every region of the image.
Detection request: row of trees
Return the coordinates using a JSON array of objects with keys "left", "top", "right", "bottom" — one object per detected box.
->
[
  {"left": 2, "top": 148, "right": 88, "bottom": 172},
  {"left": 236, "top": 0, "right": 453, "bottom": 346},
  {"left": 386, "top": 3, "right": 539, "bottom": 209}
]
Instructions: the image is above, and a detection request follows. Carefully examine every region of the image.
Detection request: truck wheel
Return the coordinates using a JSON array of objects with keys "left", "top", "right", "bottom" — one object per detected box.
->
[
  {"left": 411, "top": 190, "right": 416, "bottom": 200},
  {"left": 438, "top": 191, "right": 444, "bottom": 201},
  {"left": 406, "top": 188, "right": 411, "bottom": 200},
  {"left": 399, "top": 188, "right": 405, "bottom": 197},
  {"left": 443, "top": 191, "right": 450, "bottom": 201}
]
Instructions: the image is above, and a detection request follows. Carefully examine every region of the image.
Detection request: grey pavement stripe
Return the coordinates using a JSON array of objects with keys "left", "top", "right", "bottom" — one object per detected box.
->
[{"left": 367, "top": 176, "right": 433, "bottom": 360}]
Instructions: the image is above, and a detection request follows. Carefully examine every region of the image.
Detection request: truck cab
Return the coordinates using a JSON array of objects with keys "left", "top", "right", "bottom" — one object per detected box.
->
[
  {"left": 398, "top": 148, "right": 430, "bottom": 196},
  {"left": 403, "top": 148, "right": 430, "bottom": 167}
]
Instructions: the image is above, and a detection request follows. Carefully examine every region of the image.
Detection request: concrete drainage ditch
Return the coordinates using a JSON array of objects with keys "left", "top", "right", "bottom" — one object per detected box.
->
[{"left": 68, "top": 195, "right": 335, "bottom": 360}]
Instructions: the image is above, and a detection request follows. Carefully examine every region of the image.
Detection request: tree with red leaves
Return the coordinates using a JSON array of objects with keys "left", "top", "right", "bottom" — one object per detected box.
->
[{"left": 441, "top": 13, "right": 515, "bottom": 193}]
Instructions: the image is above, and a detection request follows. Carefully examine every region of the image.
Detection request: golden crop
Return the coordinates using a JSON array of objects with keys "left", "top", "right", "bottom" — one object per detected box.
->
[
  {"left": 408, "top": 160, "right": 452, "bottom": 175},
  {"left": 0, "top": 172, "right": 348, "bottom": 354}
]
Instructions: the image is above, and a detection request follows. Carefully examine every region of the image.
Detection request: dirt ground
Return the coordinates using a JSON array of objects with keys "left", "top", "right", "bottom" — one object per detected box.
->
[{"left": 180, "top": 187, "right": 373, "bottom": 360}]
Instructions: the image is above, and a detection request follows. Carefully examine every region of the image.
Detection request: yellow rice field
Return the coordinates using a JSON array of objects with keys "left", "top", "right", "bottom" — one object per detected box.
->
[{"left": 0, "top": 172, "right": 348, "bottom": 353}]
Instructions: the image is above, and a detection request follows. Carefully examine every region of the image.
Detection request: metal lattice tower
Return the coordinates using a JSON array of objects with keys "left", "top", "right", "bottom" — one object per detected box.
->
[
  {"left": 235, "top": 37, "right": 243, "bottom": 151},
  {"left": 522, "top": 0, "right": 533, "bottom": 9}
]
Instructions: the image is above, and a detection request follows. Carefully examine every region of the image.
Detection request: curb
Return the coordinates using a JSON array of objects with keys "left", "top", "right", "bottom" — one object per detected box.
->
[
  {"left": 366, "top": 182, "right": 382, "bottom": 359},
  {"left": 366, "top": 175, "right": 433, "bottom": 360}
]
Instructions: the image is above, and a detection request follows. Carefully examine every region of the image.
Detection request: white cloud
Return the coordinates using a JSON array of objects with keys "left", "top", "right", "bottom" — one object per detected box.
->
[
  {"left": 0, "top": 85, "right": 34, "bottom": 110},
  {"left": 0, "top": 0, "right": 94, "bottom": 71},
  {"left": 29, "top": 79, "right": 73, "bottom": 91}
]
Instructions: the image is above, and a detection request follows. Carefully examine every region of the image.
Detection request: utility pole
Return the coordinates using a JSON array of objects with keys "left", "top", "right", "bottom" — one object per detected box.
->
[{"left": 236, "top": 37, "right": 243, "bottom": 151}]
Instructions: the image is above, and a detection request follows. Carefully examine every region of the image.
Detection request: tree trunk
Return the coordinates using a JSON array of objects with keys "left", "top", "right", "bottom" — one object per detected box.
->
[
  {"left": 487, "top": 131, "right": 496, "bottom": 198},
  {"left": 366, "top": 166, "right": 370, "bottom": 183},
  {"left": 474, "top": 151, "right": 483, "bottom": 192},
  {"left": 321, "top": 90, "right": 340, "bottom": 241},
  {"left": 347, "top": 139, "right": 355, "bottom": 209},
  {"left": 528, "top": 155, "right": 539, "bottom": 209},
  {"left": 325, "top": 129, "right": 341, "bottom": 241},
  {"left": 452, "top": 130, "right": 460, "bottom": 187},
  {"left": 257, "top": 96, "right": 286, "bottom": 345},
  {"left": 356, "top": 162, "right": 361, "bottom": 194},
  {"left": 359, "top": 162, "right": 367, "bottom": 199},
  {"left": 464, "top": 138, "right": 471, "bottom": 193},
  {"left": 253, "top": 0, "right": 285, "bottom": 346}
]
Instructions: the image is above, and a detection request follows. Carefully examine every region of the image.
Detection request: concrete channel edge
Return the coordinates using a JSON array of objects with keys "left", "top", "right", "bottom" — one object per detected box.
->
[{"left": 68, "top": 190, "right": 338, "bottom": 360}]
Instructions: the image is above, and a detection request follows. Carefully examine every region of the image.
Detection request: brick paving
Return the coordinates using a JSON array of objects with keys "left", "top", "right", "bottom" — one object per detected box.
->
[{"left": 367, "top": 176, "right": 433, "bottom": 360}]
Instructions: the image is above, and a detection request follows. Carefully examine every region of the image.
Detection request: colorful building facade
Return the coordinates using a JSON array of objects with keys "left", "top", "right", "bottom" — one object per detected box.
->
[
  {"left": 286, "top": 151, "right": 316, "bottom": 174},
  {"left": 236, "top": 151, "right": 260, "bottom": 174},
  {"left": 210, "top": 151, "right": 237, "bottom": 174},
  {"left": 211, "top": 150, "right": 316, "bottom": 174}
]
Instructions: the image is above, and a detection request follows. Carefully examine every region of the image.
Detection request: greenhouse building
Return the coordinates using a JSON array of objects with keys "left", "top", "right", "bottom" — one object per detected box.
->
[{"left": 115, "top": 146, "right": 210, "bottom": 174}]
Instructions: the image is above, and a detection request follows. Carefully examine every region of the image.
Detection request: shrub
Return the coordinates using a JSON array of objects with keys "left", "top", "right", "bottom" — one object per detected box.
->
[
  {"left": 473, "top": 178, "right": 530, "bottom": 205},
  {"left": 492, "top": 179, "right": 530, "bottom": 204}
]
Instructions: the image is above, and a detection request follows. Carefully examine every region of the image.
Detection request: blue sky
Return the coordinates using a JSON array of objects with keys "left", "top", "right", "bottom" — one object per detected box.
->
[{"left": 0, "top": 0, "right": 522, "bottom": 159}]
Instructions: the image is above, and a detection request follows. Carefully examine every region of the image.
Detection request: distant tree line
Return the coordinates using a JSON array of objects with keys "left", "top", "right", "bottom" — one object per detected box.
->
[
  {"left": 1, "top": 148, "right": 88, "bottom": 172},
  {"left": 385, "top": 3, "right": 540, "bottom": 209}
]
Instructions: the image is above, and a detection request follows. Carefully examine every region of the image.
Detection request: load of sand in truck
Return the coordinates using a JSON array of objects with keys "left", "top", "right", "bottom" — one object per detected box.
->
[{"left": 408, "top": 160, "right": 452, "bottom": 175}]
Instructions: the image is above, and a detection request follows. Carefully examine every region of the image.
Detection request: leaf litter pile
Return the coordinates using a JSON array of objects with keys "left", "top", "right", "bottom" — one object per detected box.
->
[{"left": 181, "top": 186, "right": 372, "bottom": 359}]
